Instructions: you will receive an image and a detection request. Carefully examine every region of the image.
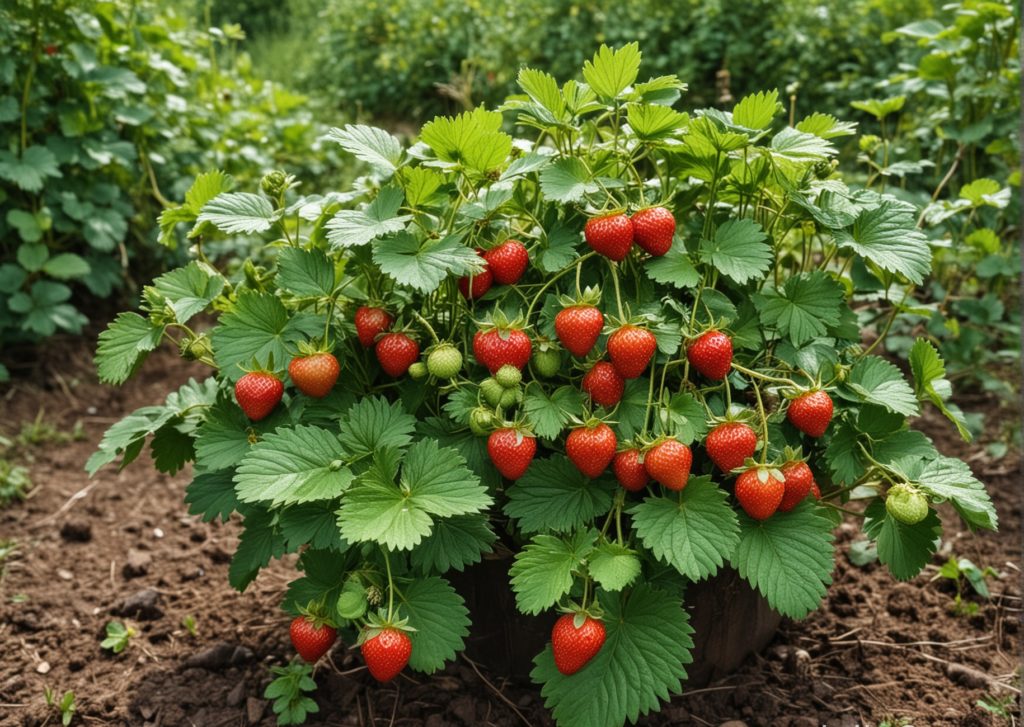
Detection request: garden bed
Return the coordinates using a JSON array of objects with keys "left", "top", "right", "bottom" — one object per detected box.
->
[{"left": 0, "top": 342, "right": 1018, "bottom": 726}]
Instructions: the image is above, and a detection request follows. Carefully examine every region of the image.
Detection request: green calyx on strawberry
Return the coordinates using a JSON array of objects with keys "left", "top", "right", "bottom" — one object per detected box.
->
[
  {"left": 289, "top": 340, "right": 341, "bottom": 399},
  {"left": 734, "top": 465, "right": 786, "bottom": 520},
  {"left": 426, "top": 342, "right": 463, "bottom": 379},
  {"left": 566, "top": 418, "right": 617, "bottom": 479},
  {"left": 551, "top": 610, "right": 607, "bottom": 675},
  {"left": 235, "top": 355, "right": 284, "bottom": 421},
  {"left": 554, "top": 286, "right": 604, "bottom": 358},
  {"left": 885, "top": 483, "right": 929, "bottom": 525},
  {"left": 358, "top": 611, "right": 416, "bottom": 683},
  {"left": 473, "top": 310, "right": 532, "bottom": 374},
  {"left": 531, "top": 340, "right": 562, "bottom": 378},
  {"left": 487, "top": 425, "right": 537, "bottom": 480}
]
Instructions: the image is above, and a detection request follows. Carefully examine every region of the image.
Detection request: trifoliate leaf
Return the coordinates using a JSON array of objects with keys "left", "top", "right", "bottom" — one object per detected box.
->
[
  {"left": 409, "top": 514, "right": 496, "bottom": 574},
  {"left": 732, "top": 89, "right": 780, "bottom": 130},
  {"left": 510, "top": 530, "right": 596, "bottom": 615},
  {"left": 863, "top": 499, "right": 940, "bottom": 581},
  {"left": 733, "top": 501, "right": 835, "bottom": 618},
  {"left": 150, "top": 261, "right": 225, "bottom": 324},
  {"left": 582, "top": 43, "right": 641, "bottom": 100},
  {"left": 834, "top": 201, "right": 932, "bottom": 284},
  {"left": 338, "top": 396, "right": 416, "bottom": 457},
  {"left": 910, "top": 456, "right": 997, "bottom": 531},
  {"left": 234, "top": 425, "right": 354, "bottom": 506},
  {"left": 909, "top": 338, "right": 970, "bottom": 440},
  {"left": 588, "top": 542, "right": 641, "bottom": 592},
  {"left": 663, "top": 393, "right": 709, "bottom": 444},
  {"left": 753, "top": 271, "right": 845, "bottom": 345},
  {"left": 276, "top": 247, "right": 335, "bottom": 298},
  {"left": 95, "top": 311, "right": 165, "bottom": 385},
  {"left": 532, "top": 584, "right": 693, "bottom": 727},
  {"left": 843, "top": 356, "right": 919, "bottom": 416},
  {"left": 504, "top": 455, "right": 616, "bottom": 534},
  {"left": 324, "top": 124, "right": 403, "bottom": 174},
  {"left": 373, "top": 231, "right": 484, "bottom": 293},
  {"left": 419, "top": 107, "right": 512, "bottom": 173},
  {"left": 539, "top": 158, "right": 600, "bottom": 203},
  {"left": 699, "top": 218, "right": 772, "bottom": 284},
  {"left": 399, "top": 577, "right": 470, "bottom": 674},
  {"left": 627, "top": 104, "right": 687, "bottom": 141},
  {"left": 630, "top": 478, "right": 740, "bottom": 581},
  {"left": 645, "top": 238, "right": 699, "bottom": 289},
  {"left": 325, "top": 186, "right": 410, "bottom": 248},
  {"left": 229, "top": 506, "right": 286, "bottom": 591},
  {"left": 769, "top": 127, "right": 836, "bottom": 160},
  {"left": 185, "top": 469, "right": 239, "bottom": 523},
  {"left": 0, "top": 146, "right": 61, "bottom": 192},
  {"left": 522, "top": 385, "right": 584, "bottom": 439},
  {"left": 197, "top": 192, "right": 278, "bottom": 234}
]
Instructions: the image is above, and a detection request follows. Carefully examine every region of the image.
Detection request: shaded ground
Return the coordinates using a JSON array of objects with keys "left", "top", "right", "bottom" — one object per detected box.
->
[{"left": 0, "top": 340, "right": 1019, "bottom": 727}]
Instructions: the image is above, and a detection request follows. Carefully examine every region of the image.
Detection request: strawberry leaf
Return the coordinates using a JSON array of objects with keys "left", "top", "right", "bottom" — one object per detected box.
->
[
  {"left": 753, "top": 271, "right": 845, "bottom": 345},
  {"left": 539, "top": 157, "right": 600, "bottom": 203},
  {"left": 324, "top": 124, "right": 403, "bottom": 175},
  {"left": 587, "top": 542, "right": 641, "bottom": 592},
  {"left": 276, "top": 247, "right": 336, "bottom": 299},
  {"left": 834, "top": 200, "right": 932, "bottom": 284},
  {"left": 325, "top": 186, "right": 411, "bottom": 248},
  {"left": 149, "top": 261, "right": 225, "bottom": 324},
  {"left": 197, "top": 192, "right": 278, "bottom": 234},
  {"left": 645, "top": 238, "right": 699, "bottom": 289},
  {"left": 504, "top": 455, "right": 616, "bottom": 534},
  {"left": 94, "top": 311, "right": 165, "bottom": 385},
  {"left": 909, "top": 338, "right": 971, "bottom": 440},
  {"left": 338, "top": 396, "right": 416, "bottom": 457},
  {"left": 229, "top": 506, "right": 286, "bottom": 591},
  {"left": 510, "top": 530, "right": 596, "bottom": 615},
  {"left": 582, "top": 42, "right": 642, "bottom": 100},
  {"left": 900, "top": 456, "right": 997, "bottom": 531},
  {"left": 842, "top": 355, "right": 919, "bottom": 416},
  {"left": 862, "top": 499, "right": 941, "bottom": 581},
  {"left": 699, "top": 219, "right": 772, "bottom": 284},
  {"left": 185, "top": 469, "right": 240, "bottom": 523},
  {"left": 532, "top": 584, "right": 694, "bottom": 727},
  {"left": 419, "top": 108, "right": 512, "bottom": 173},
  {"left": 522, "top": 385, "right": 584, "bottom": 440},
  {"left": 398, "top": 576, "right": 470, "bottom": 674},
  {"left": 373, "top": 231, "right": 484, "bottom": 294},
  {"left": 409, "top": 514, "right": 496, "bottom": 574}
]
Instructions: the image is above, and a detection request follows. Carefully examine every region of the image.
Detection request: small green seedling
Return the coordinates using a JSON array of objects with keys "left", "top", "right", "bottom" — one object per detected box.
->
[
  {"left": 977, "top": 692, "right": 1016, "bottom": 720},
  {"left": 182, "top": 614, "right": 198, "bottom": 636},
  {"left": 933, "top": 556, "right": 997, "bottom": 616},
  {"left": 101, "top": 621, "right": 135, "bottom": 654},
  {"left": 0, "top": 458, "right": 31, "bottom": 507},
  {"left": 264, "top": 661, "right": 319, "bottom": 726},
  {"left": 44, "top": 687, "right": 76, "bottom": 726}
]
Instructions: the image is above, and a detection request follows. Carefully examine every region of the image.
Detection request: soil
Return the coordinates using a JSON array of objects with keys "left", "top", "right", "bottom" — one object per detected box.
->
[{"left": 0, "top": 338, "right": 1019, "bottom": 727}]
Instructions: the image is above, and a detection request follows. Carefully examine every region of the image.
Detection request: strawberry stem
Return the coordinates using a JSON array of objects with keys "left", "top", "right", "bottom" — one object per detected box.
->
[
  {"left": 410, "top": 310, "right": 440, "bottom": 344},
  {"left": 732, "top": 362, "right": 800, "bottom": 388},
  {"left": 524, "top": 252, "right": 596, "bottom": 324},
  {"left": 607, "top": 259, "right": 626, "bottom": 321},
  {"left": 382, "top": 548, "right": 395, "bottom": 623},
  {"left": 751, "top": 382, "right": 770, "bottom": 465}
]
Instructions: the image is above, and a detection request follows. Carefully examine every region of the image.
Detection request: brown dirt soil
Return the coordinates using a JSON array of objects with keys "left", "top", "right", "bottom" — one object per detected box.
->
[{"left": 0, "top": 340, "right": 1020, "bottom": 727}]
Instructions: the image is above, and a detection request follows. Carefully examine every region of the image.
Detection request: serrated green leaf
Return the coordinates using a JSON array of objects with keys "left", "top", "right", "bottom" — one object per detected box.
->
[
  {"left": 197, "top": 192, "right": 278, "bottom": 234},
  {"left": 229, "top": 506, "right": 286, "bottom": 591},
  {"left": 843, "top": 356, "right": 919, "bottom": 416},
  {"left": 733, "top": 501, "right": 834, "bottom": 618},
  {"left": 504, "top": 455, "right": 615, "bottom": 534},
  {"left": 588, "top": 542, "right": 641, "bottom": 591},
  {"left": 325, "top": 186, "right": 410, "bottom": 248},
  {"left": 769, "top": 127, "right": 836, "bottom": 161},
  {"left": 863, "top": 499, "right": 940, "bottom": 580},
  {"left": 753, "top": 271, "right": 845, "bottom": 345},
  {"left": 409, "top": 514, "right": 496, "bottom": 574},
  {"left": 510, "top": 530, "right": 596, "bottom": 615},
  {"left": 699, "top": 218, "right": 772, "bottom": 284},
  {"left": 95, "top": 312, "right": 165, "bottom": 385},
  {"left": 277, "top": 247, "right": 335, "bottom": 298},
  {"left": 532, "top": 584, "right": 693, "bottom": 727},
  {"left": 235, "top": 425, "right": 353, "bottom": 506},
  {"left": 537, "top": 220, "right": 581, "bottom": 272},
  {"left": 583, "top": 43, "right": 641, "bottom": 100},
  {"left": 645, "top": 238, "right": 698, "bottom": 289},
  {"left": 732, "top": 89, "right": 779, "bottom": 130},
  {"left": 184, "top": 170, "right": 233, "bottom": 214},
  {"left": 627, "top": 104, "right": 687, "bottom": 141},
  {"left": 399, "top": 577, "right": 470, "bottom": 674},
  {"left": 151, "top": 261, "right": 225, "bottom": 324},
  {"left": 615, "top": 379, "right": 653, "bottom": 440},
  {"left": 630, "top": 478, "right": 740, "bottom": 581},
  {"left": 835, "top": 201, "right": 932, "bottom": 284},
  {"left": 193, "top": 397, "right": 289, "bottom": 471},
  {"left": 150, "top": 425, "right": 194, "bottom": 475},
  {"left": 325, "top": 124, "right": 403, "bottom": 174},
  {"left": 518, "top": 68, "right": 567, "bottom": 122},
  {"left": 0, "top": 146, "right": 61, "bottom": 192},
  {"left": 401, "top": 166, "right": 445, "bottom": 208},
  {"left": 522, "top": 385, "right": 584, "bottom": 439},
  {"left": 795, "top": 112, "right": 857, "bottom": 139},
  {"left": 87, "top": 405, "right": 174, "bottom": 475},
  {"left": 279, "top": 502, "right": 347, "bottom": 552},
  {"left": 282, "top": 549, "right": 348, "bottom": 613},
  {"left": 909, "top": 338, "right": 970, "bottom": 440},
  {"left": 911, "top": 456, "right": 997, "bottom": 531},
  {"left": 373, "top": 231, "right": 483, "bottom": 294},
  {"left": 420, "top": 108, "right": 512, "bottom": 173},
  {"left": 850, "top": 96, "right": 905, "bottom": 120},
  {"left": 338, "top": 396, "right": 416, "bottom": 457},
  {"left": 184, "top": 469, "right": 239, "bottom": 523},
  {"left": 663, "top": 393, "right": 709, "bottom": 444},
  {"left": 539, "top": 157, "right": 600, "bottom": 203}
]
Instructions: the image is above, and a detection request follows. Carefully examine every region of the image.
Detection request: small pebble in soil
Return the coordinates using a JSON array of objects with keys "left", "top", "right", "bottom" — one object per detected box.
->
[
  {"left": 123, "top": 548, "right": 152, "bottom": 578},
  {"left": 59, "top": 520, "right": 92, "bottom": 542},
  {"left": 35, "top": 661, "right": 50, "bottom": 674},
  {"left": 153, "top": 527, "right": 164, "bottom": 538},
  {"left": 56, "top": 568, "right": 73, "bottom": 581},
  {"left": 112, "top": 588, "right": 164, "bottom": 621}
]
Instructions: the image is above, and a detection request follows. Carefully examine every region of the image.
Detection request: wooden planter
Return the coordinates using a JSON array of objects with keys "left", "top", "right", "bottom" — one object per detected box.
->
[{"left": 450, "top": 554, "right": 781, "bottom": 686}]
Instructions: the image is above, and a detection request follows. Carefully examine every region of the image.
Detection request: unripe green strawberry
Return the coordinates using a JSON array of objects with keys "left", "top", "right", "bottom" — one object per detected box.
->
[
  {"left": 886, "top": 484, "right": 929, "bottom": 525},
  {"left": 532, "top": 347, "right": 561, "bottom": 378},
  {"left": 480, "top": 377, "right": 504, "bottom": 407},
  {"left": 408, "top": 362, "right": 428, "bottom": 380},
  {"left": 427, "top": 344, "right": 463, "bottom": 379},
  {"left": 495, "top": 364, "right": 522, "bottom": 388},
  {"left": 499, "top": 385, "right": 522, "bottom": 408},
  {"left": 469, "top": 407, "right": 497, "bottom": 436}
]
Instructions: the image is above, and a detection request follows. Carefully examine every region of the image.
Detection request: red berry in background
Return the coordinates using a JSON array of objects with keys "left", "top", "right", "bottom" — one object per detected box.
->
[
  {"left": 778, "top": 460, "right": 815, "bottom": 512},
  {"left": 607, "top": 325, "right": 657, "bottom": 379},
  {"left": 473, "top": 328, "right": 532, "bottom": 374},
  {"left": 566, "top": 422, "right": 617, "bottom": 478},
  {"left": 613, "top": 449, "right": 650, "bottom": 492},
  {"left": 584, "top": 213, "right": 634, "bottom": 262},
  {"left": 375, "top": 333, "right": 420, "bottom": 377},
  {"left": 644, "top": 439, "right": 693, "bottom": 491},
  {"left": 734, "top": 467, "right": 786, "bottom": 520},
  {"left": 581, "top": 361, "right": 625, "bottom": 408},
  {"left": 355, "top": 306, "right": 393, "bottom": 347},
  {"left": 484, "top": 239, "right": 529, "bottom": 285},
  {"left": 630, "top": 207, "right": 675, "bottom": 256},
  {"left": 487, "top": 428, "right": 537, "bottom": 480},
  {"left": 704, "top": 421, "right": 758, "bottom": 474},
  {"left": 458, "top": 250, "right": 493, "bottom": 299},
  {"left": 288, "top": 352, "right": 341, "bottom": 398},
  {"left": 551, "top": 614, "right": 606, "bottom": 676},
  {"left": 787, "top": 390, "right": 834, "bottom": 438},
  {"left": 235, "top": 372, "right": 283, "bottom": 421},
  {"left": 555, "top": 305, "right": 604, "bottom": 358},
  {"left": 686, "top": 330, "right": 733, "bottom": 380},
  {"left": 44, "top": 44, "right": 59, "bottom": 56},
  {"left": 361, "top": 628, "right": 412, "bottom": 683},
  {"left": 289, "top": 617, "right": 337, "bottom": 663}
]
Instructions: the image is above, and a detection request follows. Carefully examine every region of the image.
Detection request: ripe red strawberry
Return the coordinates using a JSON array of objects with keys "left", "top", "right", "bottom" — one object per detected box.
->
[
  {"left": 551, "top": 614, "right": 606, "bottom": 675},
  {"left": 607, "top": 325, "right": 657, "bottom": 379},
  {"left": 778, "top": 460, "right": 815, "bottom": 512},
  {"left": 613, "top": 449, "right": 650, "bottom": 492},
  {"left": 566, "top": 422, "right": 617, "bottom": 478},
  {"left": 705, "top": 422, "right": 757, "bottom": 474},
  {"left": 487, "top": 428, "right": 537, "bottom": 480},
  {"left": 458, "top": 250, "right": 493, "bottom": 299},
  {"left": 290, "top": 616, "right": 337, "bottom": 663},
  {"left": 235, "top": 372, "right": 283, "bottom": 421},
  {"left": 644, "top": 439, "right": 693, "bottom": 491},
  {"left": 375, "top": 333, "right": 420, "bottom": 377},
  {"left": 361, "top": 627, "right": 412, "bottom": 683},
  {"left": 686, "top": 330, "right": 733, "bottom": 380},
  {"left": 581, "top": 361, "right": 624, "bottom": 408},
  {"left": 473, "top": 328, "right": 532, "bottom": 374},
  {"left": 555, "top": 305, "right": 604, "bottom": 358},
  {"left": 787, "top": 390, "right": 834, "bottom": 438},
  {"left": 288, "top": 352, "right": 340, "bottom": 398},
  {"left": 484, "top": 240, "right": 529, "bottom": 285},
  {"left": 630, "top": 207, "right": 675, "bottom": 256},
  {"left": 734, "top": 466, "right": 785, "bottom": 520},
  {"left": 355, "top": 306, "right": 393, "bottom": 347},
  {"left": 584, "top": 214, "right": 633, "bottom": 261}
]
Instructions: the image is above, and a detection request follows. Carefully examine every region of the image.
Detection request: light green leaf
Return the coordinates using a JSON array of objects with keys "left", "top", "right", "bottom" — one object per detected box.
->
[
  {"left": 197, "top": 192, "right": 278, "bottom": 234},
  {"left": 338, "top": 396, "right": 417, "bottom": 457},
  {"left": 795, "top": 112, "right": 858, "bottom": 139},
  {"left": 770, "top": 127, "right": 836, "bottom": 161},
  {"left": 850, "top": 96, "right": 905, "bottom": 121},
  {"left": 588, "top": 542, "right": 641, "bottom": 592},
  {"left": 42, "top": 253, "right": 90, "bottom": 279},
  {"left": 912, "top": 457, "right": 997, "bottom": 531},
  {"left": 0, "top": 146, "right": 61, "bottom": 192},
  {"left": 16, "top": 242, "right": 48, "bottom": 272},
  {"left": 753, "top": 271, "right": 845, "bottom": 345},
  {"left": 518, "top": 68, "right": 567, "bottom": 122},
  {"left": 539, "top": 158, "right": 600, "bottom": 203},
  {"left": 699, "top": 218, "right": 772, "bottom": 284},
  {"left": 184, "top": 170, "right": 233, "bottom": 214},
  {"left": 532, "top": 584, "right": 693, "bottom": 727},
  {"left": 373, "top": 231, "right": 483, "bottom": 293},
  {"left": 420, "top": 107, "right": 512, "bottom": 173},
  {"left": 504, "top": 455, "right": 616, "bottom": 534},
  {"left": 325, "top": 187, "right": 410, "bottom": 248},
  {"left": 401, "top": 166, "right": 445, "bottom": 208},
  {"left": 86, "top": 406, "right": 173, "bottom": 476},
  {"left": 95, "top": 312, "right": 165, "bottom": 385},
  {"left": 844, "top": 356, "right": 919, "bottom": 416},
  {"left": 909, "top": 338, "right": 970, "bottom": 440},
  {"left": 732, "top": 89, "right": 780, "bottom": 130},
  {"left": 276, "top": 247, "right": 335, "bottom": 298},
  {"left": 324, "top": 125, "right": 403, "bottom": 174},
  {"left": 234, "top": 425, "right": 353, "bottom": 506},
  {"left": 862, "top": 499, "right": 940, "bottom": 581},
  {"left": 645, "top": 238, "right": 698, "bottom": 289},
  {"left": 627, "top": 104, "right": 687, "bottom": 141},
  {"left": 733, "top": 501, "right": 835, "bottom": 618},
  {"left": 399, "top": 577, "right": 470, "bottom": 674},
  {"left": 630, "top": 477, "right": 740, "bottom": 581},
  {"left": 7, "top": 209, "right": 43, "bottom": 243},
  {"left": 510, "top": 530, "right": 595, "bottom": 615},
  {"left": 522, "top": 385, "right": 584, "bottom": 439},
  {"left": 582, "top": 43, "right": 642, "bottom": 100},
  {"left": 151, "top": 261, "right": 225, "bottom": 324},
  {"left": 834, "top": 201, "right": 932, "bottom": 284}
]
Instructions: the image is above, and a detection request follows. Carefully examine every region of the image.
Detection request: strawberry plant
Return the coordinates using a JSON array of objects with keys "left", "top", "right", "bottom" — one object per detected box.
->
[{"left": 90, "top": 44, "right": 997, "bottom": 727}]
